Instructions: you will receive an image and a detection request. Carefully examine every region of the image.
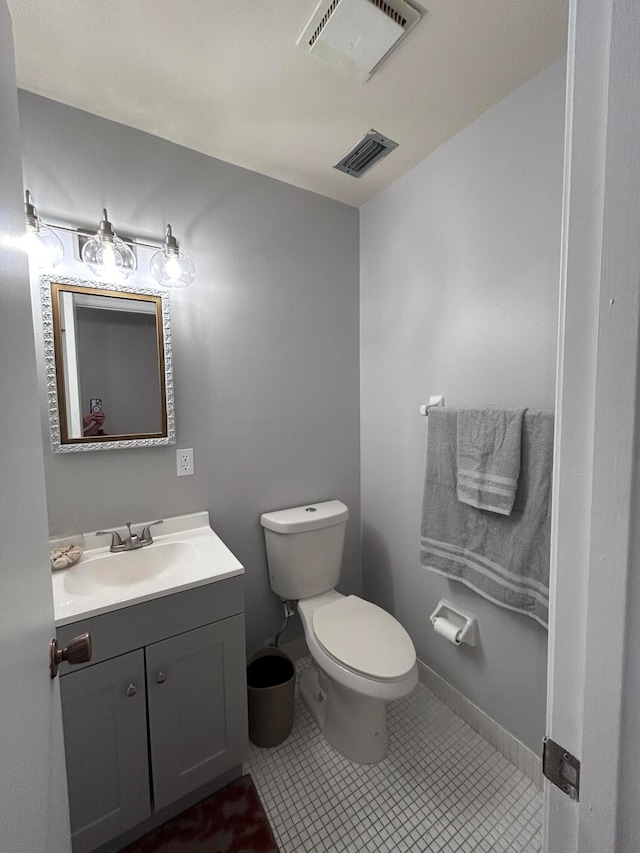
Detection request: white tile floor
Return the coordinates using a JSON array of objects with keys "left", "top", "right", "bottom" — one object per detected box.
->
[{"left": 245, "top": 658, "right": 543, "bottom": 853}]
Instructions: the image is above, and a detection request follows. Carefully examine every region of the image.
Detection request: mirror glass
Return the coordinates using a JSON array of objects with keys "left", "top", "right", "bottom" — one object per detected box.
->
[{"left": 41, "top": 276, "right": 175, "bottom": 452}]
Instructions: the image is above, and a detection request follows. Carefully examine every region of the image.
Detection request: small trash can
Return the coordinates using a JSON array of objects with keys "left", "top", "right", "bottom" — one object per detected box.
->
[{"left": 247, "top": 647, "right": 295, "bottom": 748}]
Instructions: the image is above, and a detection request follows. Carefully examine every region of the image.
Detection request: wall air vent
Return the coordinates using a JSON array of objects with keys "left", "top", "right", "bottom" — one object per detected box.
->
[
  {"left": 298, "top": 0, "right": 422, "bottom": 82},
  {"left": 334, "top": 130, "right": 398, "bottom": 178}
]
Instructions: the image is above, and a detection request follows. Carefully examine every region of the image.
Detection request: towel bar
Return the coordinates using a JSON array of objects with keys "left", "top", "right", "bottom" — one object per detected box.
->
[{"left": 420, "top": 395, "right": 445, "bottom": 416}]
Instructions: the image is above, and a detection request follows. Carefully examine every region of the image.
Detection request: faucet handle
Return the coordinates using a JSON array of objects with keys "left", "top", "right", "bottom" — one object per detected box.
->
[
  {"left": 125, "top": 522, "right": 141, "bottom": 548},
  {"left": 140, "top": 519, "right": 164, "bottom": 546},
  {"left": 96, "top": 529, "right": 125, "bottom": 552}
]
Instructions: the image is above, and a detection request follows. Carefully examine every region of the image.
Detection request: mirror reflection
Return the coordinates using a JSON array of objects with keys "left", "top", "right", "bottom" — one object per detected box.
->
[{"left": 42, "top": 277, "right": 175, "bottom": 452}]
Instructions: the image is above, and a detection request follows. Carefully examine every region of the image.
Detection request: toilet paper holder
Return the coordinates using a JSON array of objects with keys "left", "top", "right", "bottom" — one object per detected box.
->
[{"left": 430, "top": 599, "right": 478, "bottom": 646}]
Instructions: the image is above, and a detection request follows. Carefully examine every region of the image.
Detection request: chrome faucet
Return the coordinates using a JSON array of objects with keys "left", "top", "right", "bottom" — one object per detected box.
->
[
  {"left": 97, "top": 520, "right": 164, "bottom": 552},
  {"left": 139, "top": 520, "right": 163, "bottom": 546},
  {"left": 96, "top": 528, "right": 125, "bottom": 552},
  {"left": 124, "top": 522, "right": 141, "bottom": 550}
]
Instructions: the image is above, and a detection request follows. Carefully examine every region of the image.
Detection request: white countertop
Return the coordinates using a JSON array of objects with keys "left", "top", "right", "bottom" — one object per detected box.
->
[{"left": 51, "top": 511, "right": 244, "bottom": 627}]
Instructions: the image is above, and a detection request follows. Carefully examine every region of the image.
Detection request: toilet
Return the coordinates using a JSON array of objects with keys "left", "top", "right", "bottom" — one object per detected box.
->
[{"left": 260, "top": 499, "right": 418, "bottom": 764}]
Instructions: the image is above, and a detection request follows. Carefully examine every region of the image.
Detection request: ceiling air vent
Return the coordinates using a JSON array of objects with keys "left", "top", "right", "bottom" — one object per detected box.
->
[
  {"left": 334, "top": 130, "right": 398, "bottom": 178},
  {"left": 297, "top": 0, "right": 422, "bottom": 82}
]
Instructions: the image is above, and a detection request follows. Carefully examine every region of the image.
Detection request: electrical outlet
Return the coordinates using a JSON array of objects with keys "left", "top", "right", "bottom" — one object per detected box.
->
[{"left": 177, "top": 448, "right": 194, "bottom": 477}]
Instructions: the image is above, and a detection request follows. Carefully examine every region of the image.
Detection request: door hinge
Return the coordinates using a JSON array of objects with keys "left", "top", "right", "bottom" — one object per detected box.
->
[{"left": 543, "top": 736, "right": 580, "bottom": 801}]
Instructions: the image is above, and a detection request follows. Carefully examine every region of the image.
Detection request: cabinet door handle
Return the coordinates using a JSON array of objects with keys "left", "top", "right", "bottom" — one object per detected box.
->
[
  {"left": 125, "top": 683, "right": 137, "bottom": 697},
  {"left": 156, "top": 671, "right": 167, "bottom": 684}
]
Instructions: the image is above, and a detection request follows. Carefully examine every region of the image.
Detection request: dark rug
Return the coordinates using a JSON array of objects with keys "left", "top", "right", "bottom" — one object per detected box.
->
[{"left": 121, "top": 775, "right": 279, "bottom": 853}]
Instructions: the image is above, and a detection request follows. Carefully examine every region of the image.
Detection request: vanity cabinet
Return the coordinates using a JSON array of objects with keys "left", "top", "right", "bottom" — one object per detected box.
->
[
  {"left": 60, "top": 651, "right": 150, "bottom": 852},
  {"left": 146, "top": 617, "right": 246, "bottom": 811},
  {"left": 57, "top": 576, "right": 248, "bottom": 853}
]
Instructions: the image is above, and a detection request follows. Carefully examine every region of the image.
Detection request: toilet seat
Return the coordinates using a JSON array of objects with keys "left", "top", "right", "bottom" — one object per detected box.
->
[{"left": 312, "top": 595, "right": 415, "bottom": 682}]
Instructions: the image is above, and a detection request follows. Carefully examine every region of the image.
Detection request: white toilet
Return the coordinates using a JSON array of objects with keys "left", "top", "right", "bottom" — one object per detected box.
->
[{"left": 260, "top": 499, "right": 418, "bottom": 764}]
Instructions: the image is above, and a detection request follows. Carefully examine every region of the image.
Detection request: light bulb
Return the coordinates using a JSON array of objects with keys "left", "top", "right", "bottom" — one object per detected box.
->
[
  {"left": 22, "top": 190, "right": 64, "bottom": 269},
  {"left": 99, "top": 244, "right": 119, "bottom": 270},
  {"left": 24, "top": 223, "right": 64, "bottom": 269},
  {"left": 165, "top": 255, "right": 185, "bottom": 281},
  {"left": 81, "top": 209, "right": 136, "bottom": 280},
  {"left": 150, "top": 224, "right": 196, "bottom": 289}
]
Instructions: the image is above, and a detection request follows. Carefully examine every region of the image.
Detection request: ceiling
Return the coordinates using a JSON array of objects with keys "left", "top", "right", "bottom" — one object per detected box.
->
[{"left": 7, "top": 0, "right": 568, "bottom": 208}]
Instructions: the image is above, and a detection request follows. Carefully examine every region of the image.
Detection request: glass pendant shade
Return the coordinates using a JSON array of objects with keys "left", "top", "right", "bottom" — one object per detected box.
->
[
  {"left": 23, "top": 190, "right": 64, "bottom": 269},
  {"left": 150, "top": 225, "right": 196, "bottom": 289},
  {"left": 81, "top": 209, "right": 137, "bottom": 280}
]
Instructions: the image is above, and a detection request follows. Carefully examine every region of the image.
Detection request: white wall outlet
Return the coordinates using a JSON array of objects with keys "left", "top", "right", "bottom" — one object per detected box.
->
[{"left": 177, "top": 448, "right": 194, "bottom": 477}]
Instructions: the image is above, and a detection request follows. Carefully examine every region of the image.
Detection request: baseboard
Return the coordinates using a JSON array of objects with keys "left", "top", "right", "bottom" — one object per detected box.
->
[{"left": 417, "top": 659, "right": 542, "bottom": 789}]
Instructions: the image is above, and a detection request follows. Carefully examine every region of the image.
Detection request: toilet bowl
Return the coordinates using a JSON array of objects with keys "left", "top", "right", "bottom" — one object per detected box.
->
[
  {"left": 297, "top": 590, "right": 418, "bottom": 763},
  {"left": 260, "top": 499, "right": 418, "bottom": 764}
]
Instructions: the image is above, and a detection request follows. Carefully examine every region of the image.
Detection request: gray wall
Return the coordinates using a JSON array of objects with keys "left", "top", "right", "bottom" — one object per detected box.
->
[
  {"left": 360, "top": 60, "right": 565, "bottom": 753},
  {"left": 19, "top": 91, "right": 361, "bottom": 655}
]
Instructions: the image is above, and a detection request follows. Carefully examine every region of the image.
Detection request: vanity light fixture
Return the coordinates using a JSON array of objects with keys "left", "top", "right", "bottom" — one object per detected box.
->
[
  {"left": 150, "top": 225, "right": 196, "bottom": 289},
  {"left": 23, "top": 190, "right": 64, "bottom": 270},
  {"left": 20, "top": 193, "right": 196, "bottom": 287},
  {"left": 81, "top": 209, "right": 137, "bottom": 280}
]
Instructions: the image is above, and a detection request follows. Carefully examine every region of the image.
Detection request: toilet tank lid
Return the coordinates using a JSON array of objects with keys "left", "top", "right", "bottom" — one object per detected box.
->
[{"left": 260, "top": 500, "right": 348, "bottom": 533}]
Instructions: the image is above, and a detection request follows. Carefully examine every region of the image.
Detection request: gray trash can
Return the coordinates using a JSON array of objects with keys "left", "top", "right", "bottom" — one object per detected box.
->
[{"left": 247, "top": 647, "right": 295, "bottom": 748}]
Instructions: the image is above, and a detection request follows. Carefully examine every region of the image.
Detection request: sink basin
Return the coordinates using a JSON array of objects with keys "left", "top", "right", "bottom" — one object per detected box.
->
[
  {"left": 51, "top": 511, "right": 244, "bottom": 626},
  {"left": 62, "top": 541, "right": 196, "bottom": 595}
]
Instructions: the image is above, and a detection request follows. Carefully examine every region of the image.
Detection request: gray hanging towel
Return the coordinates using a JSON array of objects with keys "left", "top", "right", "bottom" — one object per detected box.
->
[
  {"left": 456, "top": 407, "right": 525, "bottom": 516},
  {"left": 420, "top": 407, "right": 554, "bottom": 627}
]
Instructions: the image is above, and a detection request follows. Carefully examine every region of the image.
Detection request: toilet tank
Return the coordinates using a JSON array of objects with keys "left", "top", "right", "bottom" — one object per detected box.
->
[{"left": 260, "top": 500, "right": 349, "bottom": 600}]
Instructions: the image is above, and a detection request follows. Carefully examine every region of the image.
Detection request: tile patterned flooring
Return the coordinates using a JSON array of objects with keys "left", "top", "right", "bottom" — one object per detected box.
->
[{"left": 245, "top": 659, "right": 543, "bottom": 853}]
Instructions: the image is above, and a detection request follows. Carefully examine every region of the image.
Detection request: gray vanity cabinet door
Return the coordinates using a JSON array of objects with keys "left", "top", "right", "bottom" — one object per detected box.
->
[
  {"left": 145, "top": 614, "right": 248, "bottom": 811},
  {"left": 60, "top": 649, "right": 151, "bottom": 853}
]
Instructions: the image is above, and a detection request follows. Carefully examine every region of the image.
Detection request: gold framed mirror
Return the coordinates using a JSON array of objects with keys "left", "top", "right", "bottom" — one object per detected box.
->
[{"left": 40, "top": 275, "right": 175, "bottom": 452}]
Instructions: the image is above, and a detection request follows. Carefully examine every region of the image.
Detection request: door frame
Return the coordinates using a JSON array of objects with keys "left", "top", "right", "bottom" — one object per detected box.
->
[{"left": 545, "top": 0, "right": 640, "bottom": 849}]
